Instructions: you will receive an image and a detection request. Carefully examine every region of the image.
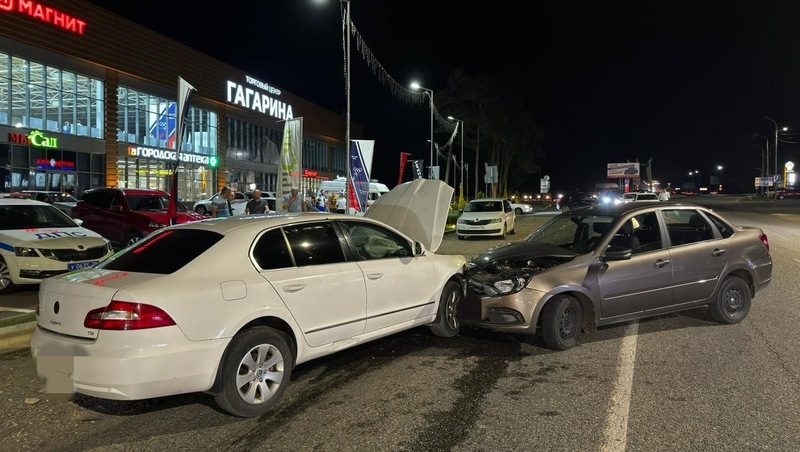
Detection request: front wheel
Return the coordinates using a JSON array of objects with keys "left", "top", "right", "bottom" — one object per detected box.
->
[
  {"left": 710, "top": 276, "right": 751, "bottom": 324},
  {"left": 500, "top": 223, "right": 507, "bottom": 239},
  {"left": 430, "top": 280, "right": 462, "bottom": 337},
  {"left": 541, "top": 295, "right": 582, "bottom": 350},
  {"left": 214, "top": 327, "right": 293, "bottom": 417},
  {"left": 515, "top": 208, "right": 522, "bottom": 215},
  {"left": 195, "top": 205, "right": 208, "bottom": 215},
  {"left": 0, "top": 256, "right": 17, "bottom": 294}
]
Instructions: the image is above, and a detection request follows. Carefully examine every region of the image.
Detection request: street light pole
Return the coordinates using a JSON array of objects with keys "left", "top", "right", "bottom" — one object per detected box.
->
[
  {"left": 765, "top": 116, "right": 788, "bottom": 189},
  {"left": 344, "top": 0, "right": 351, "bottom": 214},
  {"left": 448, "top": 116, "right": 465, "bottom": 206},
  {"left": 410, "top": 82, "right": 434, "bottom": 178}
]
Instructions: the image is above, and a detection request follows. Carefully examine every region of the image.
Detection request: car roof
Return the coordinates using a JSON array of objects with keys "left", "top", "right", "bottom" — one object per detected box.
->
[
  {"left": 167, "top": 212, "right": 393, "bottom": 236},
  {"left": 0, "top": 198, "right": 53, "bottom": 206},
  {"left": 469, "top": 198, "right": 506, "bottom": 202},
  {"left": 85, "top": 188, "right": 169, "bottom": 196},
  {"left": 568, "top": 201, "right": 704, "bottom": 216}
]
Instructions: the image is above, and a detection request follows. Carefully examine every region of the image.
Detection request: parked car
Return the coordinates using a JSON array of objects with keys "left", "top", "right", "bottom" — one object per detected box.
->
[
  {"left": 0, "top": 199, "right": 113, "bottom": 293},
  {"left": 557, "top": 192, "right": 595, "bottom": 211},
  {"left": 194, "top": 191, "right": 251, "bottom": 215},
  {"left": 510, "top": 202, "right": 534, "bottom": 215},
  {"left": 776, "top": 188, "right": 800, "bottom": 199},
  {"left": 462, "top": 202, "right": 772, "bottom": 350},
  {"left": 621, "top": 192, "right": 661, "bottom": 203},
  {"left": 72, "top": 188, "right": 209, "bottom": 247},
  {"left": 22, "top": 190, "right": 79, "bottom": 215},
  {"left": 456, "top": 198, "right": 516, "bottom": 240},
  {"left": 31, "top": 179, "right": 465, "bottom": 417}
]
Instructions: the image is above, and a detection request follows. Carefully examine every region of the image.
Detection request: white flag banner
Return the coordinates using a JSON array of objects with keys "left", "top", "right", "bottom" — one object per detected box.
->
[
  {"left": 352, "top": 140, "right": 375, "bottom": 176},
  {"left": 277, "top": 118, "right": 304, "bottom": 213}
]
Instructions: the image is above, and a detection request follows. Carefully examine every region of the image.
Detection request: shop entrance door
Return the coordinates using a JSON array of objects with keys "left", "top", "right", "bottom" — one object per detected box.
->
[{"left": 33, "top": 171, "right": 77, "bottom": 193}]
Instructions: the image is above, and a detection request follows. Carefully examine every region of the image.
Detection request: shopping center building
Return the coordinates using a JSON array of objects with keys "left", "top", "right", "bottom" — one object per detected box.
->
[{"left": 0, "top": 0, "right": 352, "bottom": 200}]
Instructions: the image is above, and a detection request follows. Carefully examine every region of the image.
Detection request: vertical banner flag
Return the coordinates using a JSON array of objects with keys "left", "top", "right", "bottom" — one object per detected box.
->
[
  {"left": 276, "top": 118, "right": 304, "bottom": 213},
  {"left": 412, "top": 160, "right": 424, "bottom": 179},
  {"left": 168, "top": 76, "right": 196, "bottom": 225},
  {"left": 398, "top": 152, "right": 411, "bottom": 185},
  {"left": 348, "top": 140, "right": 375, "bottom": 212}
]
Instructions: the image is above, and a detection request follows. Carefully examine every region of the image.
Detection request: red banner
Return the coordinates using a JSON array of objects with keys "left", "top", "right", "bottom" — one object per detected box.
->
[{"left": 398, "top": 152, "right": 411, "bottom": 185}]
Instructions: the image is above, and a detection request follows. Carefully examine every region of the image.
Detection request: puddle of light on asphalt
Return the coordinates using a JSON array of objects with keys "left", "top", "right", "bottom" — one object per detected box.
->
[{"left": 601, "top": 321, "right": 639, "bottom": 452}]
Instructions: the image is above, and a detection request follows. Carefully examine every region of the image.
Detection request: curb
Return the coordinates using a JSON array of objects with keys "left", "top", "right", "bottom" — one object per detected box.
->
[{"left": 0, "top": 321, "right": 35, "bottom": 354}]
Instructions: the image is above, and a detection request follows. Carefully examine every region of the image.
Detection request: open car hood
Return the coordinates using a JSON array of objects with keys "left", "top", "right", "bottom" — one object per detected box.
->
[{"left": 365, "top": 179, "right": 453, "bottom": 253}]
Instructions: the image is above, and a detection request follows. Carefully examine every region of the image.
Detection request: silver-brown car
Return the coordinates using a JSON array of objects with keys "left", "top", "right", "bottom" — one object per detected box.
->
[{"left": 462, "top": 202, "right": 772, "bottom": 350}]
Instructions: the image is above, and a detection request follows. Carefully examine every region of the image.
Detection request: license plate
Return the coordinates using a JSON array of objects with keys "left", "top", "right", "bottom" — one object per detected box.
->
[{"left": 68, "top": 261, "right": 97, "bottom": 271}]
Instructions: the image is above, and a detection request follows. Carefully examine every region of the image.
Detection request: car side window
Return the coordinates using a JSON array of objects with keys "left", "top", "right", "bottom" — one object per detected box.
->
[
  {"left": 704, "top": 212, "right": 734, "bottom": 239},
  {"left": 340, "top": 221, "right": 412, "bottom": 260},
  {"left": 630, "top": 212, "right": 662, "bottom": 254},
  {"left": 252, "top": 228, "right": 294, "bottom": 270},
  {"left": 283, "top": 222, "right": 346, "bottom": 267},
  {"left": 504, "top": 201, "right": 512, "bottom": 212},
  {"left": 662, "top": 209, "right": 715, "bottom": 246},
  {"left": 112, "top": 193, "right": 126, "bottom": 210},
  {"left": 91, "top": 192, "right": 113, "bottom": 209}
]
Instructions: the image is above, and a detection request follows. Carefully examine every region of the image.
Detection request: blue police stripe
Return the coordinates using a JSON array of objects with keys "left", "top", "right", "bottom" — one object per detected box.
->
[{"left": 0, "top": 242, "right": 14, "bottom": 252}]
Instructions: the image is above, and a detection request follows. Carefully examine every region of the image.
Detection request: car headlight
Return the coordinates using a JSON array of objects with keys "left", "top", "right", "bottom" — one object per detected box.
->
[
  {"left": 457, "top": 218, "right": 466, "bottom": 224},
  {"left": 490, "top": 218, "right": 503, "bottom": 224},
  {"left": 15, "top": 247, "right": 39, "bottom": 257},
  {"left": 106, "top": 242, "right": 114, "bottom": 254},
  {"left": 602, "top": 196, "right": 611, "bottom": 204},
  {"left": 148, "top": 221, "right": 167, "bottom": 228},
  {"left": 484, "top": 276, "right": 531, "bottom": 296}
]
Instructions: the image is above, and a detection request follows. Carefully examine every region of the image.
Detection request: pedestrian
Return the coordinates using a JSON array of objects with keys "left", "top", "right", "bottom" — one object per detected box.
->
[
  {"left": 283, "top": 187, "right": 304, "bottom": 213},
  {"left": 245, "top": 189, "right": 268, "bottom": 215},
  {"left": 211, "top": 186, "right": 234, "bottom": 217},
  {"left": 336, "top": 193, "right": 347, "bottom": 214},
  {"left": 317, "top": 190, "right": 327, "bottom": 212}
]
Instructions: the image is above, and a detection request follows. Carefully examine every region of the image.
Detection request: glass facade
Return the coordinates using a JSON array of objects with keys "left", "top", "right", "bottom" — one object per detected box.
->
[
  {"left": 226, "top": 117, "right": 282, "bottom": 165},
  {"left": 117, "top": 86, "right": 218, "bottom": 155},
  {"left": 0, "top": 144, "right": 104, "bottom": 195},
  {"left": 0, "top": 52, "right": 104, "bottom": 138},
  {"left": 116, "top": 155, "right": 212, "bottom": 202}
]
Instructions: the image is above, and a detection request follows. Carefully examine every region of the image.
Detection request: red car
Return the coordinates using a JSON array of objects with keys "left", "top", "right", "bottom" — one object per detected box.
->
[
  {"left": 776, "top": 188, "right": 800, "bottom": 200},
  {"left": 72, "top": 188, "right": 209, "bottom": 247}
]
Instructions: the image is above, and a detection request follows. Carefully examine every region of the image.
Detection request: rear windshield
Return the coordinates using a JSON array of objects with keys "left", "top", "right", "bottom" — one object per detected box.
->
[{"left": 99, "top": 229, "right": 222, "bottom": 274}]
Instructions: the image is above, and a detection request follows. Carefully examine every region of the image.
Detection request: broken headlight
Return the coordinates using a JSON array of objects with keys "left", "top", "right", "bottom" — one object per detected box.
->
[{"left": 484, "top": 276, "right": 531, "bottom": 296}]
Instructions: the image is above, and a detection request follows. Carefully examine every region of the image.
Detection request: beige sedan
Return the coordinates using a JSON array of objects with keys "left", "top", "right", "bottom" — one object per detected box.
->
[{"left": 462, "top": 202, "right": 773, "bottom": 350}]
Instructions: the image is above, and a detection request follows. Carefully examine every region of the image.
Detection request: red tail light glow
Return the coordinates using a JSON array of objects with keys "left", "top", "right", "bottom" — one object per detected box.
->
[
  {"left": 84, "top": 301, "right": 176, "bottom": 330},
  {"left": 760, "top": 233, "right": 769, "bottom": 251}
]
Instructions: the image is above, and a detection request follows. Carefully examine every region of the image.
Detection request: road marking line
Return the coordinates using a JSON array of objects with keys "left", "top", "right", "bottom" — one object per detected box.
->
[
  {"left": 601, "top": 321, "right": 639, "bottom": 452},
  {"left": 0, "top": 307, "right": 35, "bottom": 313},
  {"left": 793, "top": 259, "right": 800, "bottom": 265}
]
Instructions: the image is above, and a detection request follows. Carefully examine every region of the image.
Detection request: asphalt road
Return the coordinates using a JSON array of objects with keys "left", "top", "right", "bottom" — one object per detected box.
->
[{"left": 2, "top": 199, "right": 799, "bottom": 451}]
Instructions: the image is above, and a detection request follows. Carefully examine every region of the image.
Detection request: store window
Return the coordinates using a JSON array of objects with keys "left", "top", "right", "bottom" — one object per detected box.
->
[
  {"left": 117, "top": 86, "right": 217, "bottom": 155},
  {"left": 0, "top": 144, "right": 102, "bottom": 196},
  {"left": 226, "top": 117, "right": 281, "bottom": 165},
  {"left": 0, "top": 52, "right": 104, "bottom": 137}
]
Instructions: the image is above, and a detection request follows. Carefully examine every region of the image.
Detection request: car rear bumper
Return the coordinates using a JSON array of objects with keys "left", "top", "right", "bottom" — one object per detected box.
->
[{"left": 31, "top": 325, "right": 228, "bottom": 401}]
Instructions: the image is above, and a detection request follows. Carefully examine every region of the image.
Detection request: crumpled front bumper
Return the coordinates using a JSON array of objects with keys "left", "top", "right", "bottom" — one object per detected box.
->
[{"left": 459, "top": 287, "right": 548, "bottom": 334}]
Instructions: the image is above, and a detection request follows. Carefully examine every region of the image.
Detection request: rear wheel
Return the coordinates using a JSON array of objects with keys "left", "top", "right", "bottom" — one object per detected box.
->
[
  {"left": 541, "top": 295, "right": 582, "bottom": 350},
  {"left": 710, "top": 276, "right": 751, "bottom": 324},
  {"left": 430, "top": 280, "right": 462, "bottom": 337},
  {"left": 195, "top": 204, "right": 208, "bottom": 215},
  {"left": 0, "top": 256, "right": 17, "bottom": 294},
  {"left": 515, "top": 207, "right": 523, "bottom": 215},
  {"left": 214, "top": 327, "right": 293, "bottom": 417}
]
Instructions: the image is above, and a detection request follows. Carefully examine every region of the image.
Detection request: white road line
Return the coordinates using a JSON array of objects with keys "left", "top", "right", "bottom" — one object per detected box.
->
[
  {"left": 601, "top": 321, "right": 639, "bottom": 452},
  {"left": 793, "top": 259, "right": 800, "bottom": 265}
]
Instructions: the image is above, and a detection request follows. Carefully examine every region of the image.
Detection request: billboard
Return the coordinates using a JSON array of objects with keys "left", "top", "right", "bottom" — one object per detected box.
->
[{"left": 607, "top": 162, "right": 640, "bottom": 178}]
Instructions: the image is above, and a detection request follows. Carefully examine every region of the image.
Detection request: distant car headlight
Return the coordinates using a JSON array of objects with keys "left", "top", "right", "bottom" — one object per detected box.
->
[
  {"left": 602, "top": 196, "right": 611, "bottom": 204},
  {"left": 15, "top": 247, "right": 39, "bottom": 257},
  {"left": 613, "top": 198, "right": 623, "bottom": 205},
  {"left": 148, "top": 221, "right": 167, "bottom": 228},
  {"left": 484, "top": 276, "right": 531, "bottom": 296},
  {"left": 490, "top": 218, "right": 503, "bottom": 224}
]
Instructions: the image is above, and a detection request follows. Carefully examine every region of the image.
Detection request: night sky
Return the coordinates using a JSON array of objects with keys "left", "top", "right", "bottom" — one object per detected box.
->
[{"left": 91, "top": 0, "right": 800, "bottom": 193}]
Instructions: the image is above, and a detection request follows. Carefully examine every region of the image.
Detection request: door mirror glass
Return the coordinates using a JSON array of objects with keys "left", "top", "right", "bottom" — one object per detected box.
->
[{"left": 601, "top": 245, "right": 632, "bottom": 262}]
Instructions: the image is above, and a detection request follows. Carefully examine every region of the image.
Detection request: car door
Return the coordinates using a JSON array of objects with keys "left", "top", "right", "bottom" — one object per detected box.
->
[
  {"left": 662, "top": 209, "right": 727, "bottom": 303},
  {"left": 503, "top": 200, "right": 515, "bottom": 231},
  {"left": 597, "top": 211, "right": 674, "bottom": 319},
  {"left": 82, "top": 191, "right": 116, "bottom": 240},
  {"left": 256, "top": 222, "right": 367, "bottom": 347},
  {"left": 338, "top": 220, "right": 435, "bottom": 333}
]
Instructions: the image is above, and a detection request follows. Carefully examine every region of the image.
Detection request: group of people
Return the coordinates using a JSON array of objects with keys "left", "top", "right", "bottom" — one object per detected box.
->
[
  {"left": 210, "top": 187, "right": 270, "bottom": 218},
  {"left": 208, "top": 187, "right": 348, "bottom": 218}
]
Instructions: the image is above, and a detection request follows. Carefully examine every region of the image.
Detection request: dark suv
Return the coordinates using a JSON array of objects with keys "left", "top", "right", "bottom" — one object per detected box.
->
[{"left": 72, "top": 188, "right": 208, "bottom": 247}]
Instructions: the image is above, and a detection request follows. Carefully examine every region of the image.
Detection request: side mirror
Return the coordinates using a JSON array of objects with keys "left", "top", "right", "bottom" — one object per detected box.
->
[
  {"left": 601, "top": 245, "right": 632, "bottom": 262},
  {"left": 73, "top": 218, "right": 84, "bottom": 226},
  {"left": 111, "top": 205, "right": 124, "bottom": 212},
  {"left": 413, "top": 241, "right": 424, "bottom": 256}
]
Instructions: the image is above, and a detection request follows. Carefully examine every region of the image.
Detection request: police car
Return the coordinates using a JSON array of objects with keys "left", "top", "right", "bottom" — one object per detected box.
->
[{"left": 0, "top": 199, "right": 113, "bottom": 293}]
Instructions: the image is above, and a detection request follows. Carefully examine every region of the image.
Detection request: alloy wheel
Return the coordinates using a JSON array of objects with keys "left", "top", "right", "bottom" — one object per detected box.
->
[
  {"left": 0, "top": 261, "right": 10, "bottom": 290},
  {"left": 445, "top": 289, "right": 461, "bottom": 330},
  {"left": 236, "top": 344, "right": 285, "bottom": 405}
]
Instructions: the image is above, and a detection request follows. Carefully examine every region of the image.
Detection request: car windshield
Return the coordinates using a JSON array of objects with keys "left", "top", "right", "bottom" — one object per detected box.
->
[
  {"left": 127, "top": 196, "right": 187, "bottom": 212},
  {"left": 525, "top": 214, "right": 615, "bottom": 253},
  {"left": 51, "top": 193, "right": 77, "bottom": 203},
  {"left": 0, "top": 205, "right": 77, "bottom": 229},
  {"left": 464, "top": 201, "right": 503, "bottom": 212}
]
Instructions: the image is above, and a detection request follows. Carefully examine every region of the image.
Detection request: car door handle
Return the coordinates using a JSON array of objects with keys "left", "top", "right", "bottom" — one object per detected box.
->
[
  {"left": 282, "top": 284, "right": 306, "bottom": 293},
  {"left": 366, "top": 273, "right": 384, "bottom": 280},
  {"left": 654, "top": 259, "right": 671, "bottom": 268},
  {"left": 712, "top": 248, "right": 726, "bottom": 257}
]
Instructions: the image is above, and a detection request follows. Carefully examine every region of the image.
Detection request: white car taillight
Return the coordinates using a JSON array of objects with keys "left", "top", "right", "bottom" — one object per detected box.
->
[{"left": 84, "top": 300, "right": 176, "bottom": 330}]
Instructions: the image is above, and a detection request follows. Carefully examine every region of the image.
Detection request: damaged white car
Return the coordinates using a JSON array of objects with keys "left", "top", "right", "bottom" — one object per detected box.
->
[{"left": 31, "top": 179, "right": 466, "bottom": 417}]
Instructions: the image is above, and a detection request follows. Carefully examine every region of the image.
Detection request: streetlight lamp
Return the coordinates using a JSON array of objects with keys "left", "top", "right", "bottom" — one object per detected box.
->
[
  {"left": 410, "top": 81, "right": 434, "bottom": 178},
  {"left": 765, "top": 116, "right": 788, "bottom": 188},
  {"left": 448, "top": 115, "right": 465, "bottom": 206}
]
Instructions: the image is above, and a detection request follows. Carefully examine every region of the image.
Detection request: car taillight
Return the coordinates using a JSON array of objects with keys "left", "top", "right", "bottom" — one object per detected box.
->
[
  {"left": 760, "top": 233, "right": 769, "bottom": 251},
  {"left": 84, "top": 300, "right": 176, "bottom": 330}
]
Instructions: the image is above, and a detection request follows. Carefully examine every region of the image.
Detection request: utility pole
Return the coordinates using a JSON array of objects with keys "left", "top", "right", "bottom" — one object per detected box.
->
[{"left": 474, "top": 125, "right": 480, "bottom": 197}]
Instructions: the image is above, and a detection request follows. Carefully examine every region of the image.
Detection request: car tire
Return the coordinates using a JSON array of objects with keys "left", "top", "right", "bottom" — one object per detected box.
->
[
  {"left": 196, "top": 205, "right": 208, "bottom": 215},
  {"left": 710, "top": 276, "right": 751, "bottom": 324},
  {"left": 0, "top": 256, "right": 17, "bottom": 294},
  {"left": 500, "top": 223, "right": 507, "bottom": 239},
  {"left": 509, "top": 222, "right": 516, "bottom": 234},
  {"left": 430, "top": 280, "right": 462, "bottom": 338},
  {"left": 124, "top": 232, "right": 143, "bottom": 248},
  {"left": 541, "top": 295, "right": 582, "bottom": 350},
  {"left": 515, "top": 208, "right": 522, "bottom": 215},
  {"left": 214, "top": 327, "right": 293, "bottom": 417}
]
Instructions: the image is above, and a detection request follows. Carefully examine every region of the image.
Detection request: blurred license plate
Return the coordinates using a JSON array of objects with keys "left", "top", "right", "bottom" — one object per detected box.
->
[{"left": 68, "top": 261, "right": 97, "bottom": 271}]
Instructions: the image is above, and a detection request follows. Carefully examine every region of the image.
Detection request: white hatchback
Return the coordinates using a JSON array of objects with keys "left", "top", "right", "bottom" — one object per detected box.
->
[
  {"left": 31, "top": 180, "right": 466, "bottom": 417},
  {"left": 456, "top": 198, "right": 516, "bottom": 239},
  {"left": 0, "top": 199, "right": 113, "bottom": 293}
]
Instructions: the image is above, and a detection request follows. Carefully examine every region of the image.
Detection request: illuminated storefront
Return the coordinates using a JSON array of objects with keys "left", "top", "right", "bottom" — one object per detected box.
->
[{"left": 117, "top": 145, "right": 217, "bottom": 201}]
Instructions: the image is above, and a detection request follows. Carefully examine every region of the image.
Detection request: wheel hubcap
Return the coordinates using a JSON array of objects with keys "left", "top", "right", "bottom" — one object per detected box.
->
[
  {"left": 236, "top": 344, "right": 284, "bottom": 405},
  {"left": 0, "top": 262, "right": 9, "bottom": 289},
  {"left": 559, "top": 307, "right": 576, "bottom": 340},
  {"left": 127, "top": 236, "right": 141, "bottom": 246},
  {"left": 446, "top": 289, "right": 461, "bottom": 330},
  {"left": 723, "top": 287, "right": 744, "bottom": 315}
]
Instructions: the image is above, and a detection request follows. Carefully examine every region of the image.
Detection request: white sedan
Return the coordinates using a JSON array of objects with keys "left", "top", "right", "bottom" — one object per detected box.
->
[
  {"left": 0, "top": 199, "right": 113, "bottom": 293},
  {"left": 456, "top": 198, "right": 516, "bottom": 239},
  {"left": 510, "top": 202, "right": 533, "bottom": 215},
  {"left": 31, "top": 180, "right": 466, "bottom": 417},
  {"left": 193, "top": 192, "right": 250, "bottom": 216}
]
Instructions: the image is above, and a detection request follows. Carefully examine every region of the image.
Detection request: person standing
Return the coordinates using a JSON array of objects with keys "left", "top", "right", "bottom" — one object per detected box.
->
[
  {"left": 245, "top": 189, "right": 268, "bottom": 214},
  {"left": 211, "top": 186, "right": 234, "bottom": 217},
  {"left": 336, "top": 193, "right": 347, "bottom": 214},
  {"left": 283, "top": 187, "right": 304, "bottom": 213}
]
